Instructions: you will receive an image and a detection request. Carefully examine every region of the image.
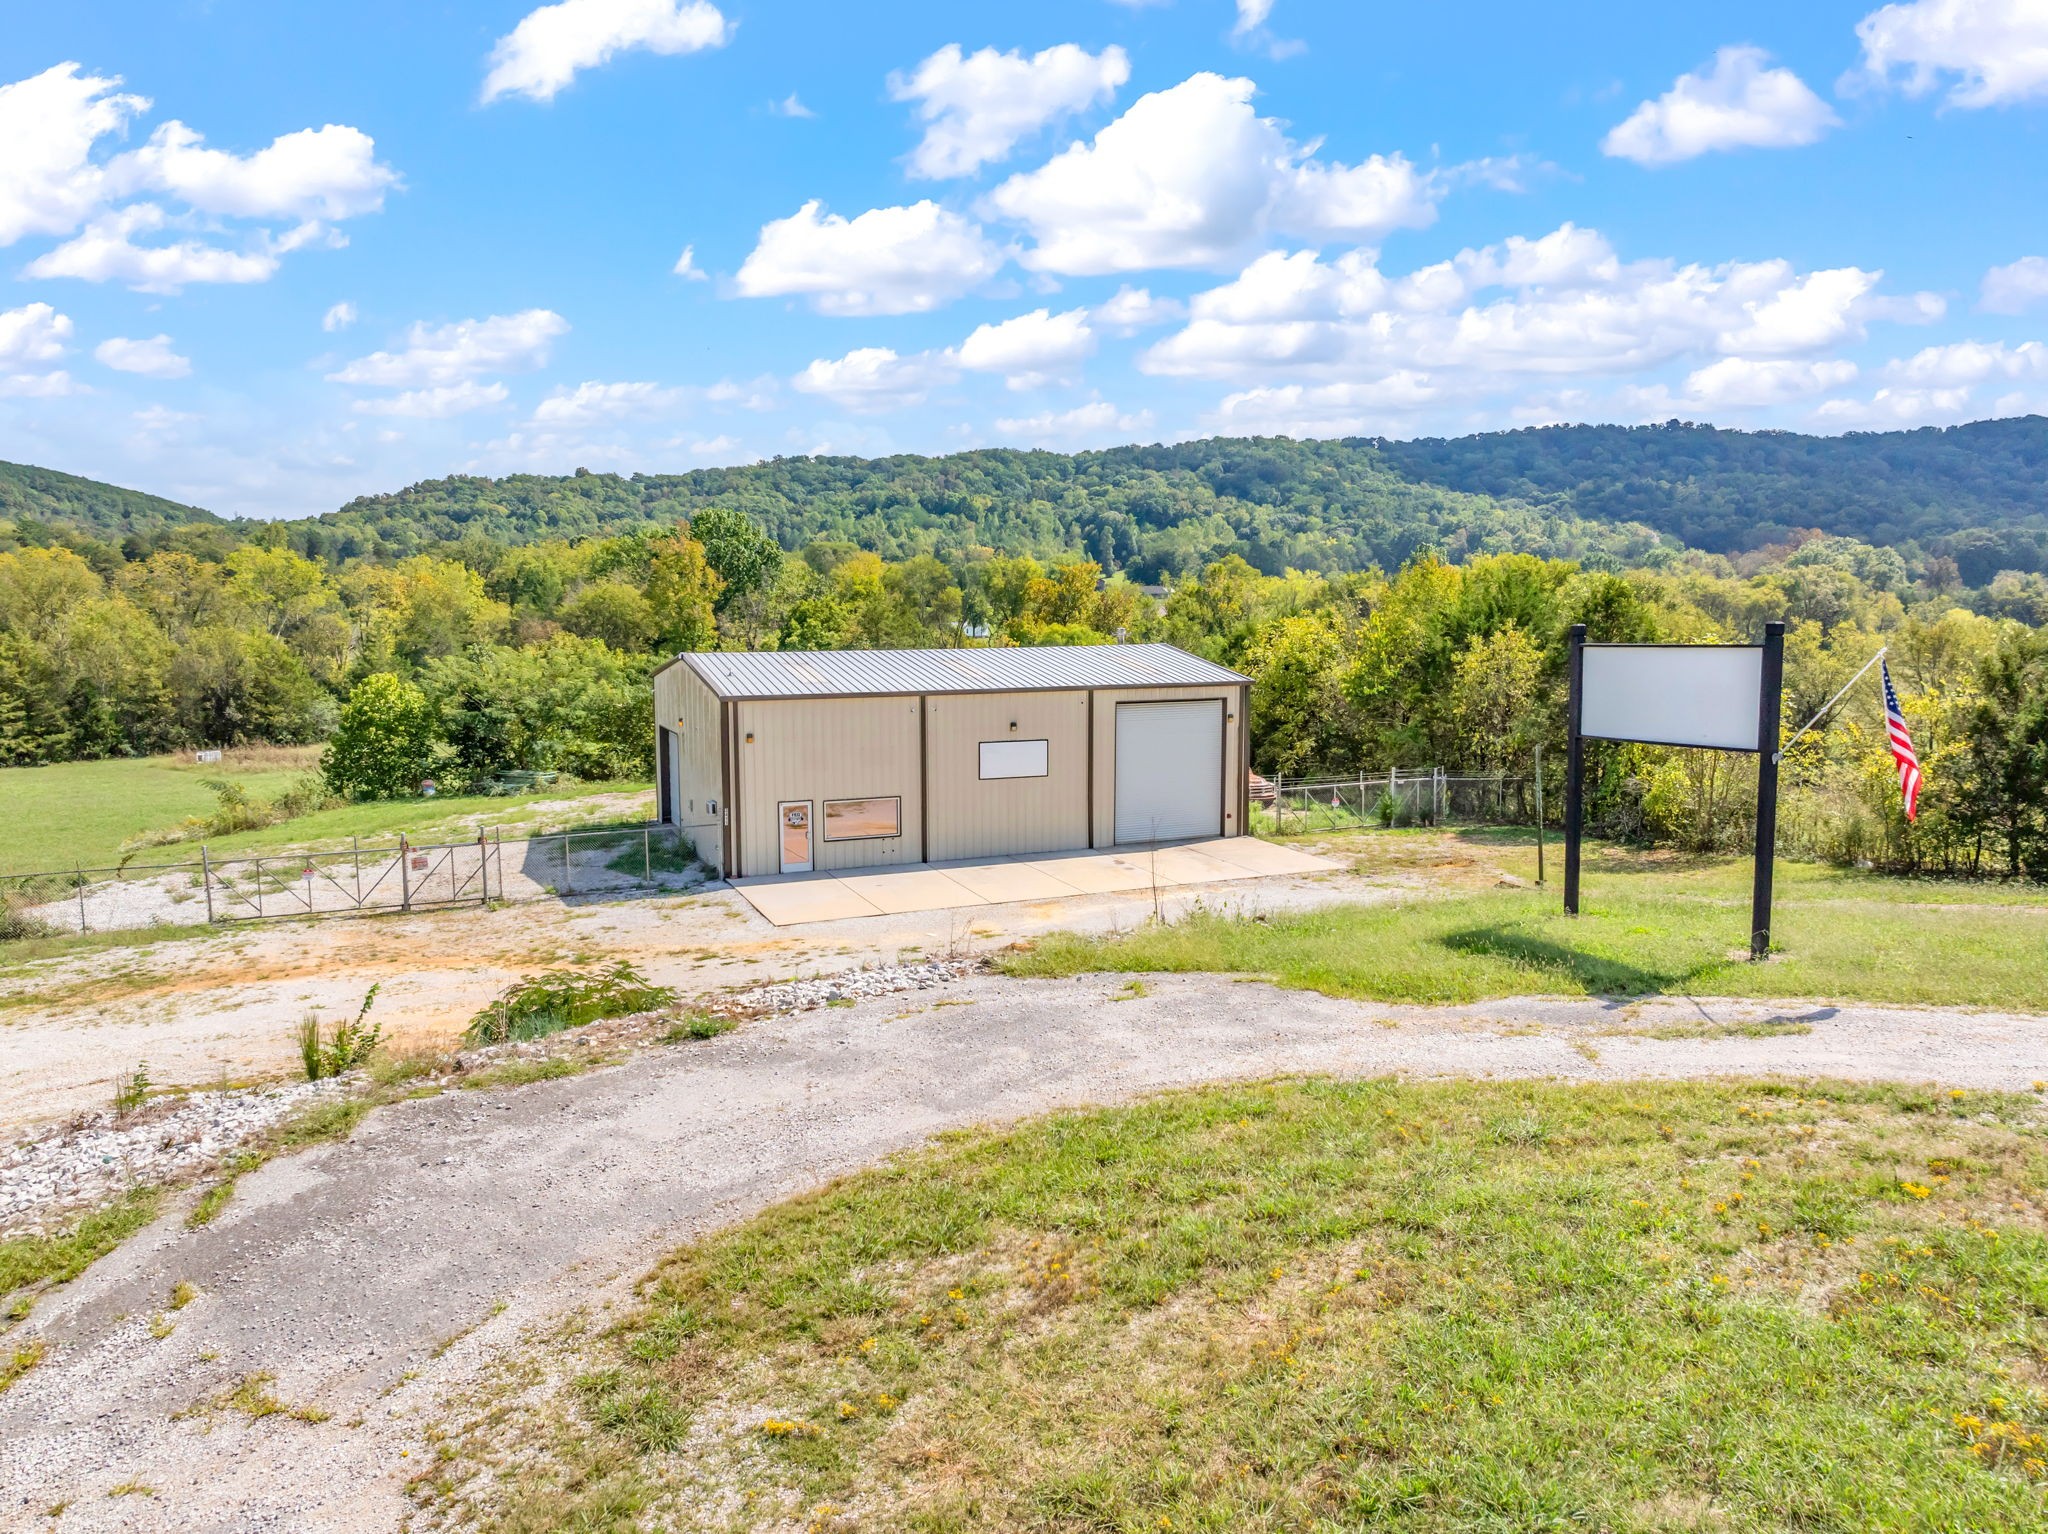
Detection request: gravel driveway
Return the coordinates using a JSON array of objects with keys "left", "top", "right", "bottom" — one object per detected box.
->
[{"left": 5, "top": 972, "right": 2045, "bottom": 1533}]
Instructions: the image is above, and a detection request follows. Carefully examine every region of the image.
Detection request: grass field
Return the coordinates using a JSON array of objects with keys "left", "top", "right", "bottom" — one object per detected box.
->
[
  {"left": 0, "top": 750, "right": 318, "bottom": 872},
  {"left": 428, "top": 1077, "right": 2048, "bottom": 1532},
  {"left": 1002, "top": 830, "right": 2048, "bottom": 1012},
  {"left": 0, "top": 750, "right": 652, "bottom": 874}
]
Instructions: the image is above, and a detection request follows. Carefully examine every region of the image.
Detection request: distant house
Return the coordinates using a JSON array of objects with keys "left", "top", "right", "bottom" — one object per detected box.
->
[{"left": 653, "top": 644, "right": 1251, "bottom": 878}]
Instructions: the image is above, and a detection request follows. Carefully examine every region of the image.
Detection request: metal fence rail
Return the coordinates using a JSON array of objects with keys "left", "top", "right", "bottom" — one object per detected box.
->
[
  {"left": 1260, "top": 769, "right": 1539, "bottom": 836},
  {"left": 1, "top": 823, "right": 701, "bottom": 936}
]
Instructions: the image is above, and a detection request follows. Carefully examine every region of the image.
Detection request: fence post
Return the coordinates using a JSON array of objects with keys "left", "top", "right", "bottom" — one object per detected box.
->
[
  {"left": 399, "top": 834, "right": 411, "bottom": 912},
  {"left": 643, "top": 827, "right": 652, "bottom": 885},
  {"left": 75, "top": 863, "right": 87, "bottom": 934},
  {"left": 253, "top": 856, "right": 263, "bottom": 919},
  {"left": 353, "top": 835, "right": 361, "bottom": 903},
  {"left": 1533, "top": 744, "right": 1546, "bottom": 886},
  {"left": 479, "top": 832, "right": 489, "bottom": 907},
  {"left": 563, "top": 833, "right": 575, "bottom": 896},
  {"left": 201, "top": 844, "right": 215, "bottom": 923}
]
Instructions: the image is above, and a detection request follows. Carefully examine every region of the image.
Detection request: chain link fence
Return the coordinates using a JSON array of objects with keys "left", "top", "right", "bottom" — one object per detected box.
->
[
  {"left": 1257, "top": 768, "right": 1541, "bottom": 837},
  {"left": 0, "top": 824, "right": 705, "bottom": 936}
]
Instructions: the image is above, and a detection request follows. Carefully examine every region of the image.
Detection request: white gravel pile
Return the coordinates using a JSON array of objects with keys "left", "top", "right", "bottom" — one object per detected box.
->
[
  {"left": 0, "top": 1076, "right": 346, "bottom": 1234},
  {"left": 739, "top": 958, "right": 978, "bottom": 1015}
]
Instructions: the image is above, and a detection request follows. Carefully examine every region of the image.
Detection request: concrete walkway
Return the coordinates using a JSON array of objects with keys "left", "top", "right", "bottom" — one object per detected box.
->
[
  {"left": 4, "top": 973, "right": 2045, "bottom": 1532},
  {"left": 731, "top": 836, "right": 1336, "bottom": 924}
]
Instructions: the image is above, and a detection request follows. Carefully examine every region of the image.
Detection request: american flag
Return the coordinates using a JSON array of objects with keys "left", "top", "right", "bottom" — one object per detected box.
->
[{"left": 1881, "top": 661, "right": 1921, "bottom": 822}]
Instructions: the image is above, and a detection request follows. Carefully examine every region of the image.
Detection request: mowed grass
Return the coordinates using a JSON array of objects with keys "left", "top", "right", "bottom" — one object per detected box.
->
[
  {"left": 0, "top": 750, "right": 652, "bottom": 874},
  {"left": 427, "top": 1078, "right": 2048, "bottom": 1533},
  {"left": 1002, "top": 834, "right": 2048, "bottom": 1011},
  {"left": 0, "top": 750, "right": 316, "bottom": 872}
]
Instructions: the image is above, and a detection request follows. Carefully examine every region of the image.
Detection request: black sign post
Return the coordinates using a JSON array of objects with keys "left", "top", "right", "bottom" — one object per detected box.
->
[
  {"left": 1564, "top": 624, "right": 1586, "bottom": 916},
  {"left": 1748, "top": 621, "right": 1785, "bottom": 959},
  {"left": 1562, "top": 621, "right": 1785, "bottom": 962}
]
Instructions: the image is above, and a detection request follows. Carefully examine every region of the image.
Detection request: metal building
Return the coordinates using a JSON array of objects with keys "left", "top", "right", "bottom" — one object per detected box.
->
[{"left": 652, "top": 644, "right": 1251, "bottom": 878}]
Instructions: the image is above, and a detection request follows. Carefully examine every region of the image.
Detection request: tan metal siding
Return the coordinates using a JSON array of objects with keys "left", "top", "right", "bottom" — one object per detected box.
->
[
  {"left": 737, "top": 697, "right": 925, "bottom": 874},
  {"left": 924, "top": 690, "right": 1089, "bottom": 861},
  {"left": 654, "top": 661, "right": 727, "bottom": 872},
  {"left": 1089, "top": 685, "right": 1244, "bottom": 848}
]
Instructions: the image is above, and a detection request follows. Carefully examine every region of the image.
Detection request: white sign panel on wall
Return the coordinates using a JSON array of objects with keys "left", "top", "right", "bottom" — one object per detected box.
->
[{"left": 1579, "top": 645, "right": 1763, "bottom": 753}]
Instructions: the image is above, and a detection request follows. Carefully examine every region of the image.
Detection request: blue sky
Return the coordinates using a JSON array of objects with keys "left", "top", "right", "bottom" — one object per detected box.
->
[{"left": 2, "top": 0, "right": 2045, "bottom": 519}]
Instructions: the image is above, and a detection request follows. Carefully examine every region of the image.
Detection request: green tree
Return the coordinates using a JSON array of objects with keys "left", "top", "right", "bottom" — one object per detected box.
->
[
  {"left": 643, "top": 529, "right": 723, "bottom": 652},
  {"left": 1449, "top": 625, "right": 1545, "bottom": 773},
  {"left": 1243, "top": 613, "right": 1360, "bottom": 775},
  {"left": 322, "top": 673, "right": 439, "bottom": 800},
  {"left": 1960, "top": 630, "right": 2048, "bottom": 877},
  {"left": 559, "top": 580, "right": 658, "bottom": 652}
]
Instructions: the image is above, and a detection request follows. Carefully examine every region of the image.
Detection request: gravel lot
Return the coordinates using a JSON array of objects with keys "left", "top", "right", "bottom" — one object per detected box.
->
[{"left": 4, "top": 970, "right": 2045, "bottom": 1532}]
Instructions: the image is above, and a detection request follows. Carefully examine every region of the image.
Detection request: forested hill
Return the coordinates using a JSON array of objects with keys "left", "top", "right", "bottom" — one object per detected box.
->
[
  {"left": 0, "top": 459, "right": 219, "bottom": 538},
  {"left": 8, "top": 417, "right": 2047, "bottom": 583},
  {"left": 1376, "top": 417, "right": 2048, "bottom": 584},
  {"left": 303, "top": 438, "right": 1672, "bottom": 580}
]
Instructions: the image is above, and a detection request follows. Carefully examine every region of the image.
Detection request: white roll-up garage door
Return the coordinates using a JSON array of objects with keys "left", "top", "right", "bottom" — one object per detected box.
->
[{"left": 1114, "top": 699, "right": 1223, "bottom": 845}]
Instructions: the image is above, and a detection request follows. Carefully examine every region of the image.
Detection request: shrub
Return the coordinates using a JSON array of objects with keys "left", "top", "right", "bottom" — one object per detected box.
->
[
  {"left": 0, "top": 894, "right": 52, "bottom": 942},
  {"left": 661, "top": 1012, "right": 735, "bottom": 1043},
  {"left": 465, "top": 961, "right": 676, "bottom": 1047},
  {"left": 296, "top": 984, "right": 385, "bottom": 1081},
  {"left": 112, "top": 1062, "right": 151, "bottom": 1117},
  {"left": 322, "top": 673, "right": 438, "bottom": 800}
]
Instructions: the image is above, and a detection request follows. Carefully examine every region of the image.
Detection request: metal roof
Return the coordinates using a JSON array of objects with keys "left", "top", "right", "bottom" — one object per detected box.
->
[{"left": 673, "top": 643, "right": 1247, "bottom": 700}]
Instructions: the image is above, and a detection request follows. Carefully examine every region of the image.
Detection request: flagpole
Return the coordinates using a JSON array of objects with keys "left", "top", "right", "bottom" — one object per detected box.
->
[{"left": 1775, "top": 646, "right": 1888, "bottom": 762}]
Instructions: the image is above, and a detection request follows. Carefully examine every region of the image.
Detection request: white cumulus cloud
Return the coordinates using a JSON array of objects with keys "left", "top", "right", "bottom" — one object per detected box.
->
[
  {"left": 672, "top": 244, "right": 708, "bottom": 280},
  {"left": 94, "top": 333, "right": 191, "bottom": 379},
  {"left": 889, "top": 43, "right": 1129, "bottom": 179},
  {"left": 23, "top": 205, "right": 300, "bottom": 293},
  {"left": 983, "top": 73, "right": 1444, "bottom": 275},
  {"left": 108, "top": 121, "right": 398, "bottom": 220},
  {"left": 1813, "top": 386, "right": 1975, "bottom": 427},
  {"left": 532, "top": 379, "right": 684, "bottom": 424},
  {"left": 322, "top": 301, "right": 357, "bottom": 332},
  {"left": 1680, "top": 356, "right": 1858, "bottom": 408},
  {"left": 1138, "top": 225, "right": 1943, "bottom": 432},
  {"left": 734, "top": 199, "right": 1006, "bottom": 316},
  {"left": 790, "top": 346, "right": 957, "bottom": 411},
  {"left": 0, "top": 64, "right": 147, "bottom": 246},
  {"left": 1603, "top": 47, "right": 1839, "bottom": 166},
  {"left": 1884, "top": 338, "right": 2048, "bottom": 385},
  {"left": 994, "top": 400, "right": 1155, "bottom": 443},
  {"left": 1850, "top": 0, "right": 2048, "bottom": 107},
  {"left": 954, "top": 307, "right": 1096, "bottom": 388},
  {"left": 0, "top": 301, "right": 74, "bottom": 367},
  {"left": 0, "top": 61, "right": 396, "bottom": 293},
  {"left": 482, "top": 0, "right": 732, "bottom": 103},
  {"left": 328, "top": 310, "right": 570, "bottom": 388},
  {"left": 1981, "top": 255, "right": 2048, "bottom": 314},
  {"left": 1093, "top": 285, "right": 1185, "bottom": 333},
  {"left": 351, "top": 381, "right": 511, "bottom": 419}
]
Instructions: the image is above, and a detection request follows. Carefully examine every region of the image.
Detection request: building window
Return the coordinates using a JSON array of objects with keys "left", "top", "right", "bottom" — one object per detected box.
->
[
  {"left": 823, "top": 796, "right": 902, "bottom": 841},
  {"left": 979, "top": 739, "right": 1049, "bottom": 779}
]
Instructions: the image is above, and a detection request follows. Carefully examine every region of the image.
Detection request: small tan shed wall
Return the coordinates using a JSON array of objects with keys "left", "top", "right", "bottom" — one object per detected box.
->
[
  {"left": 1089, "top": 684, "right": 1247, "bottom": 848},
  {"left": 653, "top": 660, "right": 727, "bottom": 873},
  {"left": 735, "top": 696, "right": 925, "bottom": 875},
  {"left": 923, "top": 690, "right": 1090, "bottom": 861}
]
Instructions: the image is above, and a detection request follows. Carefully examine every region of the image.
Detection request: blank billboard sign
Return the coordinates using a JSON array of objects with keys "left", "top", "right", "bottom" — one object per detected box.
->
[{"left": 1581, "top": 645, "right": 1763, "bottom": 752}]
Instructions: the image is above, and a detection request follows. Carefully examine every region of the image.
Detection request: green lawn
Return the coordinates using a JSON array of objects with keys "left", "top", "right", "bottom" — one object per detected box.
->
[
  {"left": 0, "top": 752, "right": 316, "bottom": 873},
  {"left": 427, "top": 1078, "right": 2048, "bottom": 1533},
  {"left": 1003, "top": 833, "right": 2048, "bottom": 1011},
  {"left": 0, "top": 751, "right": 652, "bottom": 874}
]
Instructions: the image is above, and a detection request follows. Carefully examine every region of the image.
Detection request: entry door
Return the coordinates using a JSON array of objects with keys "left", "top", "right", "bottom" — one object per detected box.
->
[
  {"left": 778, "top": 801, "right": 813, "bottom": 873},
  {"left": 1114, "top": 700, "right": 1223, "bottom": 844}
]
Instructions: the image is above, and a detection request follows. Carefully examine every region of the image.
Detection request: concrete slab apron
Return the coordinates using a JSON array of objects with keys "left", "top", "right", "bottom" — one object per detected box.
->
[{"left": 6, "top": 973, "right": 2047, "bottom": 1534}]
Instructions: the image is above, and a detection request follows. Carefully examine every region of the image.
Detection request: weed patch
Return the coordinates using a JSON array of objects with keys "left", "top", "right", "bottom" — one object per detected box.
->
[
  {"left": 465, "top": 962, "right": 675, "bottom": 1047},
  {"left": 660, "top": 1012, "right": 735, "bottom": 1044},
  {"left": 1, "top": 1339, "right": 45, "bottom": 1393},
  {"left": 0, "top": 1188, "right": 161, "bottom": 1312}
]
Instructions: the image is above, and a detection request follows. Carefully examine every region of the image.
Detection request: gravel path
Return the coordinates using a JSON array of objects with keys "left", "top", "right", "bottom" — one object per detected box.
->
[{"left": 4, "top": 972, "right": 2045, "bottom": 1533}]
